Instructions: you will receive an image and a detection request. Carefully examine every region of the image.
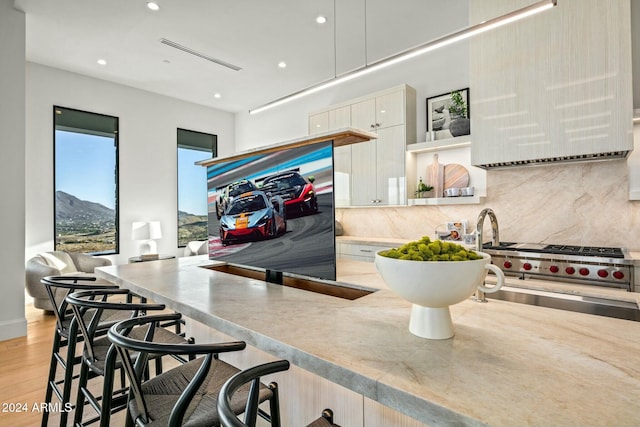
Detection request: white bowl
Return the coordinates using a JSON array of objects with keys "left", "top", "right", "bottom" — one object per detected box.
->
[{"left": 375, "top": 251, "right": 504, "bottom": 339}]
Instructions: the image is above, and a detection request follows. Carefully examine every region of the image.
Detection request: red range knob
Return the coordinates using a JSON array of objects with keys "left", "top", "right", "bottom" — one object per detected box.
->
[
  {"left": 613, "top": 271, "right": 625, "bottom": 280},
  {"left": 597, "top": 269, "right": 608, "bottom": 278},
  {"left": 565, "top": 267, "right": 576, "bottom": 275},
  {"left": 504, "top": 261, "right": 512, "bottom": 269},
  {"left": 523, "top": 262, "right": 532, "bottom": 271},
  {"left": 579, "top": 268, "right": 590, "bottom": 276},
  {"left": 549, "top": 265, "right": 559, "bottom": 273}
]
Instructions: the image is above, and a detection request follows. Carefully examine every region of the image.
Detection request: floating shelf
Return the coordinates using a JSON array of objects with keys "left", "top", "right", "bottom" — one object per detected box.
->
[
  {"left": 408, "top": 195, "right": 484, "bottom": 206},
  {"left": 406, "top": 135, "right": 471, "bottom": 153}
]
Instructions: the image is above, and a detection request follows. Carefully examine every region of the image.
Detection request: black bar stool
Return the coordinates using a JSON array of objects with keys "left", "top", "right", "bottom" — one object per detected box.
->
[
  {"left": 108, "top": 313, "right": 281, "bottom": 426},
  {"left": 218, "top": 360, "right": 340, "bottom": 427},
  {"left": 65, "top": 288, "right": 193, "bottom": 427},
  {"left": 40, "top": 275, "right": 119, "bottom": 427}
]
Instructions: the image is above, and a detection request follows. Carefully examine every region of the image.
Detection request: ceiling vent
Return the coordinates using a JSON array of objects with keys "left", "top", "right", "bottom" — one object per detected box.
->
[
  {"left": 160, "top": 38, "right": 242, "bottom": 71},
  {"left": 475, "top": 150, "right": 631, "bottom": 170}
]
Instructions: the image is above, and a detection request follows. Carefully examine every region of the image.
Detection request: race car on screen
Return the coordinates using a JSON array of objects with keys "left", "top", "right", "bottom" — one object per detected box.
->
[
  {"left": 219, "top": 191, "right": 287, "bottom": 246},
  {"left": 215, "top": 179, "right": 258, "bottom": 219},
  {"left": 261, "top": 171, "right": 318, "bottom": 215}
]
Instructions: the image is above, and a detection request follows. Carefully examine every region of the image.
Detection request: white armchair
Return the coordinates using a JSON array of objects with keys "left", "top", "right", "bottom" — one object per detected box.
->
[
  {"left": 183, "top": 240, "right": 208, "bottom": 256},
  {"left": 25, "top": 251, "right": 112, "bottom": 311}
]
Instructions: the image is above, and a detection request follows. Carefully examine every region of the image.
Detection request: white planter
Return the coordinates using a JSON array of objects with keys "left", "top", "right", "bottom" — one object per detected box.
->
[{"left": 374, "top": 251, "right": 504, "bottom": 339}]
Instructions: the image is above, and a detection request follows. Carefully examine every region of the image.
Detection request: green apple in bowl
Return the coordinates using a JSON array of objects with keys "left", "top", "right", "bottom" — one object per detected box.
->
[{"left": 375, "top": 238, "right": 504, "bottom": 339}]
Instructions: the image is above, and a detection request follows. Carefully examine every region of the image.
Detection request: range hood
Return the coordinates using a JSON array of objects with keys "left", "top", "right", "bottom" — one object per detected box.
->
[
  {"left": 469, "top": 0, "right": 633, "bottom": 170},
  {"left": 473, "top": 150, "right": 631, "bottom": 170}
]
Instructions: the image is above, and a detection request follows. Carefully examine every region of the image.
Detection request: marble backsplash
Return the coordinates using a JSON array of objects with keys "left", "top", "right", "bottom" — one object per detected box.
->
[{"left": 336, "top": 159, "right": 640, "bottom": 250}]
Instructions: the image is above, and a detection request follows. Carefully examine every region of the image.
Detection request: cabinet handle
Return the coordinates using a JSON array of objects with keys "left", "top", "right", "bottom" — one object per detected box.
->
[{"left": 370, "top": 124, "right": 375, "bottom": 129}]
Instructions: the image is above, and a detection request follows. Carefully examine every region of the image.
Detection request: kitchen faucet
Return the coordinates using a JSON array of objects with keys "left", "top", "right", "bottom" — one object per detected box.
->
[{"left": 475, "top": 208, "right": 500, "bottom": 302}]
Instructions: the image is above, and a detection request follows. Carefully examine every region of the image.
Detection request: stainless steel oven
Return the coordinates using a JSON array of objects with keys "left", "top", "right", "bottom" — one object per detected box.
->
[{"left": 482, "top": 242, "right": 634, "bottom": 291}]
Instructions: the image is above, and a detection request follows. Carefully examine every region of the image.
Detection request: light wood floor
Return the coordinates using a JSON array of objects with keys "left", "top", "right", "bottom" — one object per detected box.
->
[
  {"left": 0, "top": 303, "right": 129, "bottom": 427},
  {"left": 0, "top": 303, "right": 57, "bottom": 426}
]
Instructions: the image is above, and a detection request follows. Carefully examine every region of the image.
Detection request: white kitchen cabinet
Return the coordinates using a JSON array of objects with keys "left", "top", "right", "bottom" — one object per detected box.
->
[
  {"left": 351, "top": 90, "right": 405, "bottom": 131},
  {"left": 308, "top": 84, "right": 416, "bottom": 207},
  {"left": 308, "top": 112, "right": 328, "bottom": 135},
  {"left": 337, "top": 240, "right": 401, "bottom": 262},
  {"left": 334, "top": 145, "right": 352, "bottom": 206},
  {"left": 329, "top": 105, "right": 351, "bottom": 129},
  {"left": 351, "top": 125, "right": 406, "bottom": 206},
  {"left": 309, "top": 106, "right": 351, "bottom": 135}
]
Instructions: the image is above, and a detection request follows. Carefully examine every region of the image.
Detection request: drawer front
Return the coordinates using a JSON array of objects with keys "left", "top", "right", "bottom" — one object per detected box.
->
[{"left": 337, "top": 243, "right": 381, "bottom": 262}]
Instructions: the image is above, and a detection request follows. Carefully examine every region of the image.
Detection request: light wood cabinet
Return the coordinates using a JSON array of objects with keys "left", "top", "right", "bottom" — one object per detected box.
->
[
  {"left": 469, "top": 0, "right": 632, "bottom": 168},
  {"left": 309, "top": 85, "right": 416, "bottom": 207}
]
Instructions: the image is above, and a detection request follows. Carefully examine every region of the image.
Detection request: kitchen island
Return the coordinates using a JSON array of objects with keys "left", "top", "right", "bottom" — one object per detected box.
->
[{"left": 97, "top": 256, "right": 640, "bottom": 426}]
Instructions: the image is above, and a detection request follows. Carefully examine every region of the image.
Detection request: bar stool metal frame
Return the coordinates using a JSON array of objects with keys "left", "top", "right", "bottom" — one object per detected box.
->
[
  {"left": 41, "top": 275, "right": 119, "bottom": 427},
  {"left": 218, "top": 360, "right": 339, "bottom": 427},
  {"left": 108, "top": 313, "right": 281, "bottom": 427},
  {"left": 65, "top": 288, "right": 192, "bottom": 427}
]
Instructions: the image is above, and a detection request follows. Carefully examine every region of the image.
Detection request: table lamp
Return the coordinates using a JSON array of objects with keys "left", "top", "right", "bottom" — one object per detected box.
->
[{"left": 132, "top": 221, "right": 162, "bottom": 255}]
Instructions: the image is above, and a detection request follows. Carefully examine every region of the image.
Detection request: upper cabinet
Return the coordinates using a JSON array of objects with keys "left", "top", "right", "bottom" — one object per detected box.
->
[
  {"left": 470, "top": 0, "right": 633, "bottom": 169},
  {"left": 308, "top": 85, "right": 416, "bottom": 207},
  {"left": 308, "top": 105, "right": 351, "bottom": 135},
  {"left": 351, "top": 90, "right": 406, "bottom": 131}
]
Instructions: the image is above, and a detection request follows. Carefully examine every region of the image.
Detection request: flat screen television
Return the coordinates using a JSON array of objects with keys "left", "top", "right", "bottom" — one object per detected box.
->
[{"left": 206, "top": 140, "right": 336, "bottom": 281}]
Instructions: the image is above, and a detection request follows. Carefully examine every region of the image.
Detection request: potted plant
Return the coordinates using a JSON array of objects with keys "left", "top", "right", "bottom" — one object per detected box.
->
[
  {"left": 415, "top": 178, "right": 433, "bottom": 198},
  {"left": 448, "top": 90, "right": 470, "bottom": 137}
]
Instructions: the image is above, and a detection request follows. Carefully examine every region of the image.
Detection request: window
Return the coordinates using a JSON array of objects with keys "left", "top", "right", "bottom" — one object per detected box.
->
[
  {"left": 54, "top": 106, "right": 119, "bottom": 254},
  {"left": 177, "top": 128, "right": 217, "bottom": 247}
]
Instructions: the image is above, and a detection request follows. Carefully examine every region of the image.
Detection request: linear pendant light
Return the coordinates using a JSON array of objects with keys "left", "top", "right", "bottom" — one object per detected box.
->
[{"left": 249, "top": 0, "right": 557, "bottom": 114}]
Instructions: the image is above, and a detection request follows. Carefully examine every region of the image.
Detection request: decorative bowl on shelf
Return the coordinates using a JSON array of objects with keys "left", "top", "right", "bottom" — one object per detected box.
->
[{"left": 374, "top": 251, "right": 504, "bottom": 339}]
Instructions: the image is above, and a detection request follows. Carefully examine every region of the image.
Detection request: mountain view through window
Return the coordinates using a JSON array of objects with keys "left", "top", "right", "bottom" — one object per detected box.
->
[
  {"left": 177, "top": 128, "right": 216, "bottom": 247},
  {"left": 54, "top": 107, "right": 119, "bottom": 254}
]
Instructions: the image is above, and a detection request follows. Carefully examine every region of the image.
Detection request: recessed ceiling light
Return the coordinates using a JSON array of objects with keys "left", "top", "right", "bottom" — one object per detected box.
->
[
  {"left": 316, "top": 16, "right": 327, "bottom": 24},
  {"left": 278, "top": 61, "right": 287, "bottom": 69},
  {"left": 147, "top": 2, "right": 160, "bottom": 11},
  {"left": 214, "top": 93, "right": 221, "bottom": 99},
  {"left": 97, "top": 59, "right": 107, "bottom": 66}
]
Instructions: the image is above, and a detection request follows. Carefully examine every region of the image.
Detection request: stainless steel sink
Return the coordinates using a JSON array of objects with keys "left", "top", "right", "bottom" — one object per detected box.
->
[{"left": 485, "top": 286, "right": 640, "bottom": 322}]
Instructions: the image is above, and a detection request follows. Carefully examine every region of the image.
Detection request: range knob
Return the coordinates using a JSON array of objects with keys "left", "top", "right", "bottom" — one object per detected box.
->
[
  {"left": 565, "top": 266, "right": 576, "bottom": 275},
  {"left": 523, "top": 262, "right": 533, "bottom": 271},
  {"left": 549, "top": 265, "right": 559, "bottom": 273},
  {"left": 579, "top": 268, "right": 590, "bottom": 276},
  {"left": 597, "top": 269, "right": 609, "bottom": 278},
  {"left": 503, "top": 261, "right": 512, "bottom": 269},
  {"left": 613, "top": 271, "right": 625, "bottom": 280}
]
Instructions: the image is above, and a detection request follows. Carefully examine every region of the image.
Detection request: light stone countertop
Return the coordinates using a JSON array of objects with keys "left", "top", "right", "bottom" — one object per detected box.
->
[{"left": 97, "top": 256, "right": 640, "bottom": 427}]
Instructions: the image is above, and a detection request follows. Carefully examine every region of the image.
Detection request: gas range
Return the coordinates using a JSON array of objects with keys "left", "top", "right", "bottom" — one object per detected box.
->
[{"left": 482, "top": 242, "right": 634, "bottom": 291}]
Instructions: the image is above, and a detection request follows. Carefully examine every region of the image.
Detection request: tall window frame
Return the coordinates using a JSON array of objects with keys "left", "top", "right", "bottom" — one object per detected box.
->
[
  {"left": 177, "top": 128, "right": 217, "bottom": 248},
  {"left": 53, "top": 106, "right": 120, "bottom": 254}
]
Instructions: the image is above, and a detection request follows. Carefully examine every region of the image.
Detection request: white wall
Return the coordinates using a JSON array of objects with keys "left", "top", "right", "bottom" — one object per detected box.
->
[
  {"left": 25, "top": 63, "right": 235, "bottom": 265},
  {"left": 0, "top": 0, "right": 27, "bottom": 341}
]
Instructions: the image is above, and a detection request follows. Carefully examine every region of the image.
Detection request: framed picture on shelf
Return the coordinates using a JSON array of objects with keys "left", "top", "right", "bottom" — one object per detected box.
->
[{"left": 426, "top": 88, "right": 470, "bottom": 141}]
